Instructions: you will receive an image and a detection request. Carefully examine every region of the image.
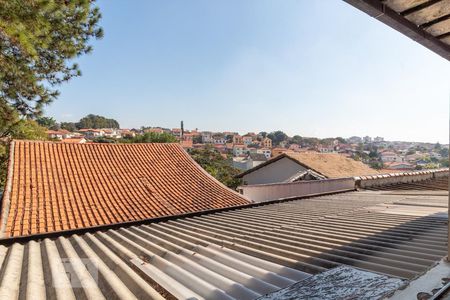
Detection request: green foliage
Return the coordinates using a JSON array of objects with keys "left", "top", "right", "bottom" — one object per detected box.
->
[
  {"left": 132, "top": 132, "right": 177, "bottom": 143},
  {"left": 440, "top": 158, "right": 449, "bottom": 167},
  {"left": 267, "top": 131, "right": 288, "bottom": 146},
  {"left": 36, "top": 116, "right": 57, "bottom": 129},
  {"left": 335, "top": 137, "right": 346, "bottom": 144},
  {"left": 0, "top": 0, "right": 103, "bottom": 117},
  {"left": 369, "top": 161, "right": 383, "bottom": 170},
  {"left": 60, "top": 122, "right": 77, "bottom": 132},
  {"left": 439, "top": 147, "right": 449, "bottom": 158},
  {"left": 76, "top": 114, "right": 119, "bottom": 129},
  {"left": 188, "top": 147, "right": 242, "bottom": 189},
  {"left": 193, "top": 135, "right": 203, "bottom": 144},
  {"left": 258, "top": 132, "right": 267, "bottom": 138},
  {"left": 291, "top": 135, "right": 302, "bottom": 145},
  {"left": 0, "top": 100, "right": 47, "bottom": 190},
  {"left": 301, "top": 137, "right": 320, "bottom": 147},
  {"left": 92, "top": 137, "right": 118, "bottom": 144}
]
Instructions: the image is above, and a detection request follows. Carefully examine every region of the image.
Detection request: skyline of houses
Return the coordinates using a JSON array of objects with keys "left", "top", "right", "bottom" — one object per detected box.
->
[{"left": 45, "top": 125, "right": 449, "bottom": 172}]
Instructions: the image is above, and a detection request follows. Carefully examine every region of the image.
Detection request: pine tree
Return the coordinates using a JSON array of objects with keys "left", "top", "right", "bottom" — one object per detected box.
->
[{"left": 0, "top": 0, "right": 103, "bottom": 118}]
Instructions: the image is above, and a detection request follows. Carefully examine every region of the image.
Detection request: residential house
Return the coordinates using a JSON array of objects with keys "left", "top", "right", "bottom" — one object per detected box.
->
[
  {"left": 232, "top": 153, "right": 268, "bottom": 171},
  {"left": 120, "top": 129, "right": 136, "bottom": 138},
  {"left": 257, "top": 148, "right": 272, "bottom": 159},
  {"left": 380, "top": 151, "right": 404, "bottom": 163},
  {"left": 46, "top": 129, "right": 72, "bottom": 140},
  {"left": 318, "top": 144, "right": 335, "bottom": 153},
  {"left": 262, "top": 137, "right": 272, "bottom": 148},
  {"left": 363, "top": 136, "right": 372, "bottom": 143},
  {"left": 233, "top": 144, "right": 248, "bottom": 157},
  {"left": 213, "top": 134, "right": 226, "bottom": 145},
  {"left": 103, "top": 128, "right": 121, "bottom": 139},
  {"left": 237, "top": 152, "right": 379, "bottom": 185},
  {"left": 348, "top": 136, "right": 362, "bottom": 144},
  {"left": 242, "top": 135, "right": 254, "bottom": 146},
  {"left": 146, "top": 127, "right": 165, "bottom": 134},
  {"left": 248, "top": 153, "right": 268, "bottom": 168},
  {"left": 171, "top": 128, "right": 182, "bottom": 140},
  {"left": 78, "top": 128, "right": 105, "bottom": 139},
  {"left": 233, "top": 135, "right": 243, "bottom": 144},
  {"left": 201, "top": 131, "right": 213, "bottom": 143}
]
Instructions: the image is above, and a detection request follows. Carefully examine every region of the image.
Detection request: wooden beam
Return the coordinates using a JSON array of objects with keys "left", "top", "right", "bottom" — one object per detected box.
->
[{"left": 343, "top": 0, "right": 450, "bottom": 61}]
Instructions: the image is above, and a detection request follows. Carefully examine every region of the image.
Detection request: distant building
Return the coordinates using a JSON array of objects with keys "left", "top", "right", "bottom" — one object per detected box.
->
[
  {"left": 380, "top": 151, "right": 404, "bottom": 163},
  {"left": 233, "top": 135, "right": 243, "bottom": 144},
  {"left": 363, "top": 136, "right": 372, "bottom": 143},
  {"left": 248, "top": 153, "right": 268, "bottom": 168},
  {"left": 201, "top": 131, "right": 213, "bottom": 143},
  {"left": 212, "top": 134, "right": 226, "bottom": 145},
  {"left": 233, "top": 144, "right": 247, "bottom": 156},
  {"left": 78, "top": 129, "right": 105, "bottom": 139},
  {"left": 257, "top": 148, "right": 272, "bottom": 159},
  {"left": 348, "top": 136, "right": 362, "bottom": 144},
  {"left": 242, "top": 135, "right": 253, "bottom": 146},
  {"left": 374, "top": 136, "right": 384, "bottom": 143},
  {"left": 262, "top": 137, "right": 272, "bottom": 148},
  {"left": 237, "top": 152, "right": 379, "bottom": 185},
  {"left": 46, "top": 129, "right": 72, "bottom": 140},
  {"left": 171, "top": 128, "right": 182, "bottom": 139}
]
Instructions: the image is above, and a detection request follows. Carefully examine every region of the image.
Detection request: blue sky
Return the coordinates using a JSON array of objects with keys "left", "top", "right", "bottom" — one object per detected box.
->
[{"left": 46, "top": 1, "right": 450, "bottom": 143}]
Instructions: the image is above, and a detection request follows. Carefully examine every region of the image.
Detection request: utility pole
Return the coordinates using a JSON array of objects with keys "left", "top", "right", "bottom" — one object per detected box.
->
[{"left": 181, "top": 120, "right": 184, "bottom": 140}]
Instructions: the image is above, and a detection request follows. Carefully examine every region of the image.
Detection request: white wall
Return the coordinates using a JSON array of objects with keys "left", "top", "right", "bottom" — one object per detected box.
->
[
  {"left": 242, "top": 157, "right": 306, "bottom": 185},
  {"left": 239, "top": 178, "right": 355, "bottom": 202}
]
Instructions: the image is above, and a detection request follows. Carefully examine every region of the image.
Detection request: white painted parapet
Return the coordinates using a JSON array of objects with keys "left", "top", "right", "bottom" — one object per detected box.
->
[
  {"left": 238, "top": 169, "right": 449, "bottom": 202},
  {"left": 355, "top": 168, "right": 449, "bottom": 189},
  {"left": 238, "top": 178, "right": 356, "bottom": 202}
]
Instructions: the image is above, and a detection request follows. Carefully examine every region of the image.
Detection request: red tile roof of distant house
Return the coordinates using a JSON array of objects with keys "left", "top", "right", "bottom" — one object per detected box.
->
[{"left": 0, "top": 141, "right": 250, "bottom": 237}]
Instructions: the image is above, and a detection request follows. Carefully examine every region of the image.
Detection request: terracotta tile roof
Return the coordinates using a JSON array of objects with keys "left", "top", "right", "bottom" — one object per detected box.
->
[
  {"left": 61, "top": 138, "right": 86, "bottom": 144},
  {"left": 238, "top": 152, "right": 379, "bottom": 179},
  {"left": 283, "top": 152, "right": 380, "bottom": 178},
  {"left": 1, "top": 141, "right": 250, "bottom": 237}
]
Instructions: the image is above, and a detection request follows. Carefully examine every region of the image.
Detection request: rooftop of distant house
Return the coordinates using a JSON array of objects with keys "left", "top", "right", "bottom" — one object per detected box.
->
[{"left": 238, "top": 152, "right": 380, "bottom": 179}]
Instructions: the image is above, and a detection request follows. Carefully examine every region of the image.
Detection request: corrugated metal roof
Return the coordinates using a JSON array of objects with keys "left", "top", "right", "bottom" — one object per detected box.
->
[
  {"left": 0, "top": 189, "right": 447, "bottom": 299},
  {"left": 364, "top": 176, "right": 449, "bottom": 191}
]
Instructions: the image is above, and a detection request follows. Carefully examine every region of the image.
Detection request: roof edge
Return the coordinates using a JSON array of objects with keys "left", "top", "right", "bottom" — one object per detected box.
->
[
  {"left": 0, "top": 140, "right": 15, "bottom": 238},
  {"left": 344, "top": 0, "right": 450, "bottom": 61},
  {"left": 236, "top": 153, "right": 293, "bottom": 178},
  {"left": 236, "top": 153, "right": 329, "bottom": 179},
  {"left": 181, "top": 147, "right": 252, "bottom": 203},
  {"left": 0, "top": 189, "right": 353, "bottom": 246}
]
